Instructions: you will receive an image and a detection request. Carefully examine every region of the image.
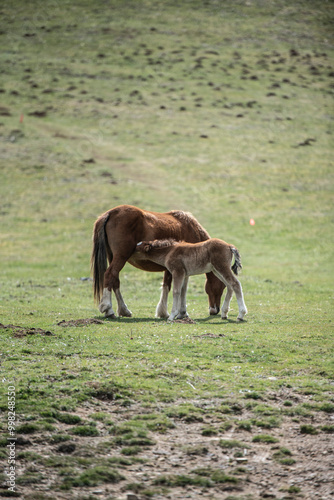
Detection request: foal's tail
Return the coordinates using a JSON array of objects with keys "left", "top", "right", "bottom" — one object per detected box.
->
[
  {"left": 231, "top": 247, "right": 242, "bottom": 276},
  {"left": 91, "top": 212, "right": 112, "bottom": 303}
]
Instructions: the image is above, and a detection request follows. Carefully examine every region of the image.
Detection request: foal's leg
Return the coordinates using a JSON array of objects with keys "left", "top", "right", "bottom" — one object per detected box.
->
[
  {"left": 221, "top": 286, "right": 233, "bottom": 320},
  {"left": 176, "top": 276, "right": 189, "bottom": 319},
  {"left": 156, "top": 270, "right": 172, "bottom": 319},
  {"left": 212, "top": 267, "right": 247, "bottom": 321},
  {"left": 168, "top": 271, "right": 186, "bottom": 321},
  {"left": 233, "top": 280, "right": 247, "bottom": 321}
]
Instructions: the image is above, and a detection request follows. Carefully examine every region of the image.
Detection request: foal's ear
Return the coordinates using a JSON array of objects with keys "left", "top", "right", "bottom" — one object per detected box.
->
[
  {"left": 136, "top": 241, "right": 151, "bottom": 252},
  {"left": 142, "top": 243, "right": 152, "bottom": 252}
]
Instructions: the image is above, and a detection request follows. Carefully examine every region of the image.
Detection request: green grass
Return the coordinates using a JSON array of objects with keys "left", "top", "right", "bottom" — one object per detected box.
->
[
  {"left": 252, "top": 434, "right": 279, "bottom": 444},
  {"left": 61, "top": 465, "right": 124, "bottom": 489},
  {"left": 0, "top": 0, "right": 333, "bottom": 497}
]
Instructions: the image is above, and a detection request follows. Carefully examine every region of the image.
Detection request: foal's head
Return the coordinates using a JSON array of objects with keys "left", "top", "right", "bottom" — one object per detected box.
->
[{"left": 136, "top": 239, "right": 176, "bottom": 253}]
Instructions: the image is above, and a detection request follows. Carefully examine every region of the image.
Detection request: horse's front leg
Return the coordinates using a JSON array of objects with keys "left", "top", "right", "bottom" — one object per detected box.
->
[
  {"left": 176, "top": 276, "right": 189, "bottom": 319},
  {"left": 168, "top": 272, "right": 185, "bottom": 321},
  {"left": 205, "top": 272, "right": 225, "bottom": 315},
  {"left": 156, "top": 270, "right": 172, "bottom": 319}
]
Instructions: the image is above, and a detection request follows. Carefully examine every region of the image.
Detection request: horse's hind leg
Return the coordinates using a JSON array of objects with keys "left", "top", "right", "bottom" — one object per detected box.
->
[
  {"left": 100, "top": 284, "right": 130, "bottom": 319},
  {"left": 156, "top": 270, "right": 172, "bottom": 319},
  {"left": 102, "top": 255, "right": 132, "bottom": 318},
  {"left": 99, "top": 287, "right": 115, "bottom": 318},
  {"left": 115, "top": 288, "right": 132, "bottom": 317}
]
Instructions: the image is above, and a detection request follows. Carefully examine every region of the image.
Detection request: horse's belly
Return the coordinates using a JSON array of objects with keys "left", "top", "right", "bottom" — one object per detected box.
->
[{"left": 128, "top": 255, "right": 166, "bottom": 272}]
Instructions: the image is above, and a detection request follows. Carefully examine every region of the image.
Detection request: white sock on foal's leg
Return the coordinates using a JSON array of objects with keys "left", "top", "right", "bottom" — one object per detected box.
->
[
  {"left": 176, "top": 276, "right": 189, "bottom": 319},
  {"left": 156, "top": 284, "right": 169, "bottom": 318},
  {"left": 221, "top": 287, "right": 233, "bottom": 319},
  {"left": 234, "top": 283, "right": 247, "bottom": 321}
]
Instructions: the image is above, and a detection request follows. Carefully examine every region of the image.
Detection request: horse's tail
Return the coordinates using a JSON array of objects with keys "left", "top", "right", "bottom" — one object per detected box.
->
[
  {"left": 231, "top": 247, "right": 242, "bottom": 276},
  {"left": 91, "top": 212, "right": 112, "bottom": 303}
]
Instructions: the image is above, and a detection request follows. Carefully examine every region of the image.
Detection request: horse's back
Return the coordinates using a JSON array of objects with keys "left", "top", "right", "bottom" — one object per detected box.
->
[{"left": 102, "top": 205, "right": 209, "bottom": 243}]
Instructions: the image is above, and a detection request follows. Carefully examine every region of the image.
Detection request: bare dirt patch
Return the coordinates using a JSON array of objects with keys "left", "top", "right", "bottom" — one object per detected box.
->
[
  {"left": 0, "top": 323, "right": 54, "bottom": 337},
  {"left": 173, "top": 318, "right": 197, "bottom": 324}
]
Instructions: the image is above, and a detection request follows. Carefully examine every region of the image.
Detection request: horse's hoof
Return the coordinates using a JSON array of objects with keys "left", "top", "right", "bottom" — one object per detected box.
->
[
  {"left": 221, "top": 316, "right": 228, "bottom": 320},
  {"left": 106, "top": 313, "right": 116, "bottom": 319},
  {"left": 100, "top": 305, "right": 116, "bottom": 318},
  {"left": 237, "top": 317, "right": 245, "bottom": 322},
  {"left": 119, "top": 310, "right": 132, "bottom": 318}
]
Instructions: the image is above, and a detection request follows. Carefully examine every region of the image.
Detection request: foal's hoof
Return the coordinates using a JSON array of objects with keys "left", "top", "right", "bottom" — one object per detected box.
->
[
  {"left": 221, "top": 316, "right": 228, "bottom": 320},
  {"left": 237, "top": 317, "right": 245, "bottom": 322},
  {"left": 156, "top": 312, "right": 169, "bottom": 319},
  {"left": 176, "top": 312, "right": 189, "bottom": 320}
]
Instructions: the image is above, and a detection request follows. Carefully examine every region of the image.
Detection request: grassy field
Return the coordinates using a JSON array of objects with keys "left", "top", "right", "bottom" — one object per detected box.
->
[{"left": 0, "top": 1, "right": 333, "bottom": 499}]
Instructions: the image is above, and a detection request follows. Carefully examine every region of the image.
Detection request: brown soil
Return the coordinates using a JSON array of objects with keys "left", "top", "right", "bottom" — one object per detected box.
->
[{"left": 0, "top": 323, "right": 54, "bottom": 337}]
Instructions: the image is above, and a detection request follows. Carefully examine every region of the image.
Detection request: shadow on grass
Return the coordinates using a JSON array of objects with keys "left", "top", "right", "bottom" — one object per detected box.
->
[
  {"left": 95, "top": 315, "right": 165, "bottom": 324},
  {"left": 197, "top": 317, "right": 247, "bottom": 325},
  {"left": 96, "top": 315, "right": 247, "bottom": 325}
]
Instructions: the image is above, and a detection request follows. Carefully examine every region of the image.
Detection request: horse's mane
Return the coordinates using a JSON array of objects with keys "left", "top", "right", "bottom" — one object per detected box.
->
[
  {"left": 169, "top": 210, "right": 193, "bottom": 221},
  {"left": 169, "top": 210, "right": 210, "bottom": 240}
]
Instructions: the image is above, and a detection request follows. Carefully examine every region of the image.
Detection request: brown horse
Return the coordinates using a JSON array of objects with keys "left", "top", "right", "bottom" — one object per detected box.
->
[
  {"left": 136, "top": 238, "right": 247, "bottom": 322},
  {"left": 91, "top": 205, "right": 224, "bottom": 318}
]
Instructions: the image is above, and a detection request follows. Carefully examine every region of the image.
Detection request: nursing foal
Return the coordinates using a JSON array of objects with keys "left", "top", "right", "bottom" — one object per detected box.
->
[{"left": 136, "top": 238, "right": 247, "bottom": 322}]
